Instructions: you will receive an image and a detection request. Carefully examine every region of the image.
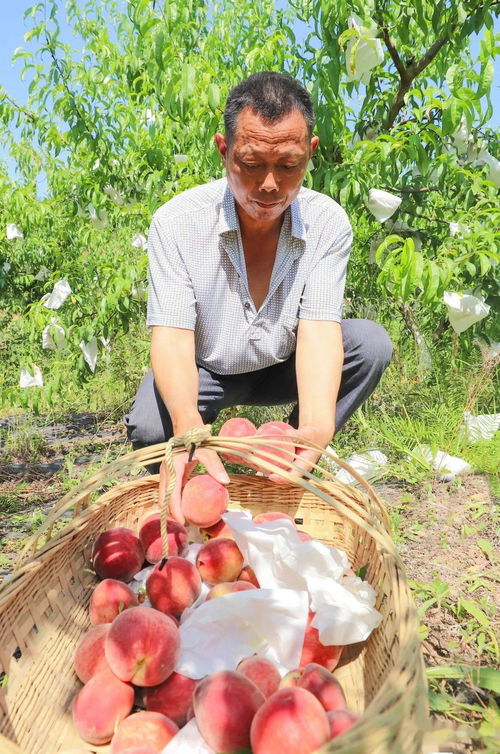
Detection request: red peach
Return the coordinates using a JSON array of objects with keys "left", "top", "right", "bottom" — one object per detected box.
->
[
  {"left": 181, "top": 474, "right": 229, "bottom": 527},
  {"left": 199, "top": 518, "right": 234, "bottom": 540},
  {"left": 238, "top": 565, "right": 260, "bottom": 587},
  {"left": 206, "top": 580, "right": 257, "bottom": 600},
  {"left": 105, "top": 606, "right": 180, "bottom": 687},
  {"left": 297, "top": 530, "right": 313, "bottom": 542},
  {"left": 299, "top": 663, "right": 347, "bottom": 711},
  {"left": 74, "top": 623, "right": 111, "bottom": 683},
  {"left": 250, "top": 686, "right": 330, "bottom": 754},
  {"left": 252, "top": 511, "right": 296, "bottom": 526},
  {"left": 300, "top": 612, "right": 343, "bottom": 671},
  {"left": 327, "top": 709, "right": 360, "bottom": 739},
  {"left": 110, "top": 710, "right": 178, "bottom": 753},
  {"left": 89, "top": 578, "right": 139, "bottom": 626},
  {"left": 254, "top": 421, "right": 297, "bottom": 470},
  {"left": 196, "top": 538, "right": 244, "bottom": 585},
  {"left": 279, "top": 668, "right": 302, "bottom": 688},
  {"left": 92, "top": 527, "right": 144, "bottom": 582},
  {"left": 237, "top": 655, "right": 281, "bottom": 698},
  {"left": 144, "top": 671, "right": 198, "bottom": 727},
  {"left": 146, "top": 556, "right": 202, "bottom": 616},
  {"left": 218, "top": 417, "right": 257, "bottom": 464},
  {"left": 138, "top": 512, "right": 189, "bottom": 563},
  {"left": 193, "top": 670, "right": 265, "bottom": 751},
  {"left": 72, "top": 669, "right": 134, "bottom": 745}
]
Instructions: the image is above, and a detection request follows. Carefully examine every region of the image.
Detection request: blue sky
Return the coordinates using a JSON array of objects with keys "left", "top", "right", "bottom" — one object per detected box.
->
[{"left": 1, "top": 0, "right": 498, "bottom": 177}]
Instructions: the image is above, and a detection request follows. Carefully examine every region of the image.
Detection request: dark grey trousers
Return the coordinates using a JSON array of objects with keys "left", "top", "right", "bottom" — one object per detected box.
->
[{"left": 124, "top": 319, "right": 392, "bottom": 449}]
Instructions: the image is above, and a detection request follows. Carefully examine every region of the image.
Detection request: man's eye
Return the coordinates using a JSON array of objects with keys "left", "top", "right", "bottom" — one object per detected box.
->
[{"left": 282, "top": 165, "right": 298, "bottom": 170}]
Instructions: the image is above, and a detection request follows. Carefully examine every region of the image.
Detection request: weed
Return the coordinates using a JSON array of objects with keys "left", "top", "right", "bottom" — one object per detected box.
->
[{"left": 1, "top": 417, "right": 47, "bottom": 462}]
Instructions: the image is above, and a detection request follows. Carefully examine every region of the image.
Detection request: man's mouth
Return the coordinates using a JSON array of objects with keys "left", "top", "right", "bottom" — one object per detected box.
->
[{"left": 254, "top": 200, "right": 282, "bottom": 208}]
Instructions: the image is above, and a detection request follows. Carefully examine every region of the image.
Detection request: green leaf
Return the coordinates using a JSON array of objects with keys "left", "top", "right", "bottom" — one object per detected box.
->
[
  {"left": 477, "top": 538, "right": 493, "bottom": 560},
  {"left": 477, "top": 60, "right": 494, "bottom": 98},
  {"left": 180, "top": 64, "right": 196, "bottom": 99},
  {"left": 459, "top": 599, "right": 490, "bottom": 629},
  {"left": 207, "top": 83, "right": 221, "bottom": 112},
  {"left": 470, "top": 667, "right": 500, "bottom": 693},
  {"left": 154, "top": 31, "right": 165, "bottom": 71},
  {"left": 355, "top": 564, "right": 368, "bottom": 580}
]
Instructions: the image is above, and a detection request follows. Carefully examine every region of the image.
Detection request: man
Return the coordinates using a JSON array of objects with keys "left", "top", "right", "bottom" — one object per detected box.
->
[{"left": 124, "top": 72, "right": 392, "bottom": 522}]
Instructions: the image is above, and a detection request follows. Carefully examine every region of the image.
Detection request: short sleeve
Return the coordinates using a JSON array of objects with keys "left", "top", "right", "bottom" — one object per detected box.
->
[
  {"left": 146, "top": 215, "right": 197, "bottom": 329},
  {"left": 298, "top": 213, "right": 353, "bottom": 322}
]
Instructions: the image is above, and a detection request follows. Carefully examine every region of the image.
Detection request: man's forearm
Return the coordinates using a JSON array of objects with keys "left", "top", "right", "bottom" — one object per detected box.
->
[
  {"left": 295, "top": 320, "right": 344, "bottom": 441},
  {"left": 150, "top": 326, "right": 203, "bottom": 434}
]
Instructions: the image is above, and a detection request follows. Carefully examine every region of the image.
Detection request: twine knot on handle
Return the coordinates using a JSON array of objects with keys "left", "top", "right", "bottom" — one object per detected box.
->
[{"left": 158, "top": 425, "right": 212, "bottom": 569}]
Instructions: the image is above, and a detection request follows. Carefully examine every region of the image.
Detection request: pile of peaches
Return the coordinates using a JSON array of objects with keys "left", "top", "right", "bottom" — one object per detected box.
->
[{"left": 70, "top": 419, "right": 360, "bottom": 754}]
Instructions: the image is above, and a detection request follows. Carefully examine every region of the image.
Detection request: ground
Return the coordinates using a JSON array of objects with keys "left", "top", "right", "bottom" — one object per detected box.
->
[{"left": 0, "top": 412, "right": 498, "bottom": 751}]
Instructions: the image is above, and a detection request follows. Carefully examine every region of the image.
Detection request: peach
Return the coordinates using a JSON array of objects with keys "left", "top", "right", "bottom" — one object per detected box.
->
[
  {"left": 327, "top": 709, "right": 359, "bottom": 739},
  {"left": 110, "top": 710, "right": 178, "bottom": 753},
  {"left": 238, "top": 565, "right": 260, "bottom": 587},
  {"left": 300, "top": 611, "right": 343, "bottom": 671},
  {"left": 206, "top": 580, "right": 257, "bottom": 600},
  {"left": 146, "top": 556, "right": 202, "bottom": 616},
  {"left": 105, "top": 606, "right": 180, "bottom": 686},
  {"left": 254, "top": 421, "right": 297, "bottom": 470},
  {"left": 299, "top": 663, "right": 346, "bottom": 711},
  {"left": 193, "top": 670, "right": 265, "bottom": 751},
  {"left": 250, "top": 686, "right": 330, "bottom": 754},
  {"left": 199, "top": 518, "right": 234, "bottom": 540},
  {"left": 237, "top": 655, "right": 281, "bottom": 698},
  {"left": 138, "top": 512, "right": 188, "bottom": 563},
  {"left": 196, "top": 538, "right": 244, "bottom": 585},
  {"left": 72, "top": 669, "right": 134, "bottom": 745},
  {"left": 144, "top": 671, "right": 198, "bottom": 727},
  {"left": 181, "top": 474, "right": 229, "bottom": 527},
  {"left": 89, "top": 578, "right": 139, "bottom": 625},
  {"left": 92, "top": 527, "right": 144, "bottom": 582},
  {"left": 252, "top": 511, "right": 296, "bottom": 526},
  {"left": 279, "top": 668, "right": 302, "bottom": 688},
  {"left": 297, "top": 530, "right": 313, "bottom": 542},
  {"left": 218, "top": 417, "right": 257, "bottom": 464},
  {"left": 74, "top": 623, "right": 111, "bottom": 683}
]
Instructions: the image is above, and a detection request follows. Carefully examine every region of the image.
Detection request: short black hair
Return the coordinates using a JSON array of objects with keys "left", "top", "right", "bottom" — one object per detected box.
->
[{"left": 224, "top": 72, "right": 315, "bottom": 147}]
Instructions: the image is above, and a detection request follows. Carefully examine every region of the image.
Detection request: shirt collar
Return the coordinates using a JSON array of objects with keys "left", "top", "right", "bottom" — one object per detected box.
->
[{"left": 217, "top": 180, "right": 307, "bottom": 242}]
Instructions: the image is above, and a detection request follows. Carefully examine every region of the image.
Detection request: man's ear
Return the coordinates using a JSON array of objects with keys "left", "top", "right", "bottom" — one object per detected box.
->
[
  {"left": 214, "top": 133, "right": 228, "bottom": 165},
  {"left": 310, "top": 135, "right": 320, "bottom": 156}
]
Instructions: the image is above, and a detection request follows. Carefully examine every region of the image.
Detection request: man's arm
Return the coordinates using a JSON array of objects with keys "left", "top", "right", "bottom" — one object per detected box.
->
[
  {"left": 268, "top": 319, "right": 343, "bottom": 482},
  {"left": 151, "top": 326, "right": 229, "bottom": 523}
]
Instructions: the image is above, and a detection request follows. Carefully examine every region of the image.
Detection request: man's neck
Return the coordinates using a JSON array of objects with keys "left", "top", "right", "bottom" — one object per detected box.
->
[{"left": 235, "top": 202, "right": 284, "bottom": 238}]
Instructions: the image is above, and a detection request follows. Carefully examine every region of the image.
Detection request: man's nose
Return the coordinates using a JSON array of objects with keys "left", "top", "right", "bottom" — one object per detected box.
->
[{"left": 260, "top": 169, "right": 279, "bottom": 192}]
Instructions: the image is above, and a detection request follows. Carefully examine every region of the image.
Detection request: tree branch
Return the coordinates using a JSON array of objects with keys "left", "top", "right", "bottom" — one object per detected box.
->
[
  {"left": 1, "top": 93, "right": 37, "bottom": 123},
  {"left": 382, "top": 185, "right": 440, "bottom": 194}
]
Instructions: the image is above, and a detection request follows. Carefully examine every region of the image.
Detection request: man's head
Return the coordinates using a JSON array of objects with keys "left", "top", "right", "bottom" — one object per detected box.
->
[{"left": 215, "top": 72, "right": 319, "bottom": 227}]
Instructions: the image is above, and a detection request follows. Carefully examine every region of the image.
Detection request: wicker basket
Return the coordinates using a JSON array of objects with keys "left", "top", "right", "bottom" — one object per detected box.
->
[{"left": 0, "top": 431, "right": 429, "bottom": 754}]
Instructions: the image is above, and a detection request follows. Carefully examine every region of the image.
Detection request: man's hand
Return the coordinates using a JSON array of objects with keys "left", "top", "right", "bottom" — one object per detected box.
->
[
  {"left": 158, "top": 448, "right": 230, "bottom": 525},
  {"left": 267, "top": 424, "right": 333, "bottom": 484}
]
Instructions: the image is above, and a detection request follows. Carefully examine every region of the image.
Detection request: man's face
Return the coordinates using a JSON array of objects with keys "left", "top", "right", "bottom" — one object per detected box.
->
[{"left": 215, "top": 107, "right": 319, "bottom": 225}]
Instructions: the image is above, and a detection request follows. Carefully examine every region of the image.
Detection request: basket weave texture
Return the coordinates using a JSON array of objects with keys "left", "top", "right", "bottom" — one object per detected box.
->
[{"left": 0, "top": 433, "right": 429, "bottom": 754}]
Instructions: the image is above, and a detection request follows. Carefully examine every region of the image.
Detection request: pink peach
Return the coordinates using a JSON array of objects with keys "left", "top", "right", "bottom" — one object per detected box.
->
[
  {"left": 181, "top": 474, "right": 229, "bottom": 527},
  {"left": 144, "top": 671, "right": 198, "bottom": 727},
  {"left": 238, "top": 565, "right": 260, "bottom": 587},
  {"left": 206, "top": 580, "right": 257, "bottom": 600},
  {"left": 193, "top": 670, "right": 265, "bottom": 751},
  {"left": 237, "top": 655, "right": 281, "bottom": 698},
  {"left": 218, "top": 417, "right": 257, "bottom": 464},
  {"left": 91, "top": 527, "right": 144, "bottom": 582},
  {"left": 327, "top": 709, "right": 359, "bottom": 739},
  {"left": 138, "top": 512, "right": 189, "bottom": 563},
  {"left": 199, "top": 518, "right": 234, "bottom": 540},
  {"left": 299, "top": 663, "right": 347, "bottom": 711},
  {"left": 72, "top": 669, "right": 134, "bottom": 745},
  {"left": 89, "top": 578, "right": 139, "bottom": 625},
  {"left": 252, "top": 511, "right": 296, "bottom": 526},
  {"left": 300, "top": 611, "right": 343, "bottom": 671},
  {"left": 110, "top": 710, "right": 178, "bottom": 753},
  {"left": 105, "top": 606, "right": 180, "bottom": 687},
  {"left": 196, "top": 538, "right": 244, "bottom": 585},
  {"left": 254, "top": 421, "right": 297, "bottom": 470},
  {"left": 146, "top": 556, "right": 202, "bottom": 616},
  {"left": 250, "top": 686, "right": 330, "bottom": 754},
  {"left": 74, "top": 623, "right": 111, "bottom": 683}
]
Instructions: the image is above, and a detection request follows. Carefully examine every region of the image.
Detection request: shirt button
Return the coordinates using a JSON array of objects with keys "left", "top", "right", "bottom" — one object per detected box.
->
[{"left": 244, "top": 301, "right": 251, "bottom": 309}]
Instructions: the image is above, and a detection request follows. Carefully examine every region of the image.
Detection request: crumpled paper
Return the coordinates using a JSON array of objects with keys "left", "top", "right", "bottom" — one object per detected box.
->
[
  {"left": 103, "top": 184, "right": 125, "bottom": 206},
  {"left": 42, "top": 319, "right": 66, "bottom": 350},
  {"left": 88, "top": 204, "right": 109, "bottom": 229},
  {"left": 6, "top": 223, "right": 23, "bottom": 240},
  {"left": 415, "top": 445, "right": 471, "bottom": 482},
  {"left": 19, "top": 365, "right": 43, "bottom": 388},
  {"left": 79, "top": 337, "right": 98, "bottom": 372},
  {"left": 221, "top": 511, "right": 381, "bottom": 647},
  {"left": 334, "top": 449, "right": 389, "bottom": 485},
  {"left": 462, "top": 412, "right": 500, "bottom": 443},
  {"left": 366, "top": 188, "right": 402, "bottom": 221},
  {"left": 131, "top": 232, "right": 148, "bottom": 249},
  {"left": 178, "top": 587, "right": 309, "bottom": 678},
  {"left": 35, "top": 266, "right": 50, "bottom": 281},
  {"left": 443, "top": 291, "right": 490, "bottom": 333},
  {"left": 42, "top": 279, "right": 72, "bottom": 310},
  {"left": 162, "top": 719, "right": 215, "bottom": 753}
]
